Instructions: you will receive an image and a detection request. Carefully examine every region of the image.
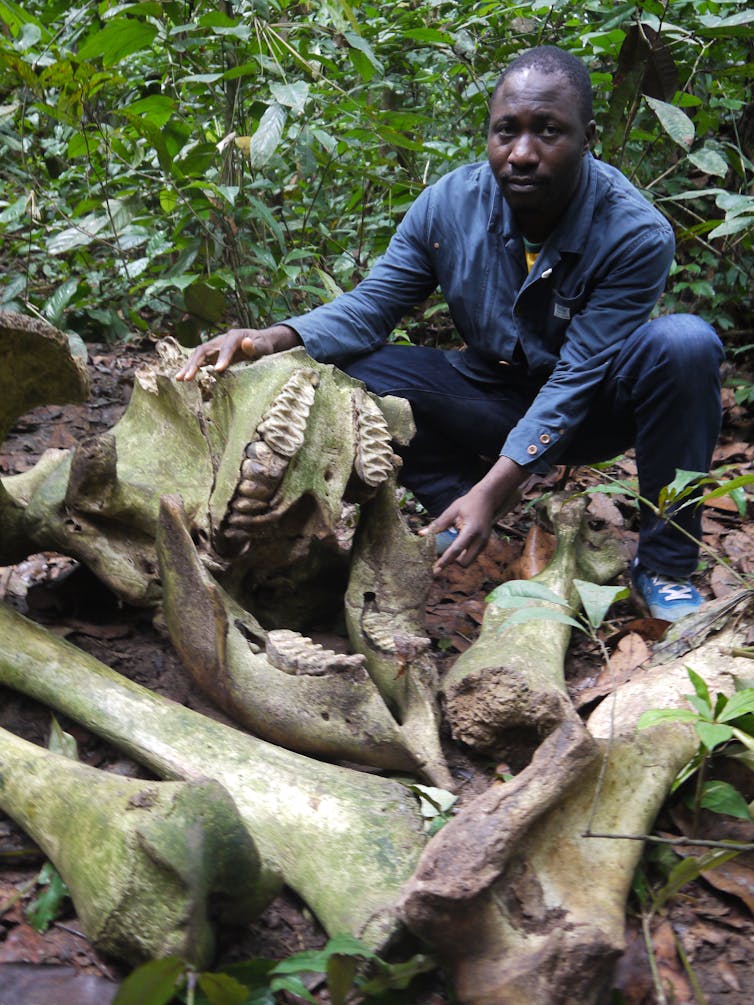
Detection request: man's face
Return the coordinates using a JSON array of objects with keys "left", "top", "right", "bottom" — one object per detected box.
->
[{"left": 487, "top": 67, "right": 595, "bottom": 239}]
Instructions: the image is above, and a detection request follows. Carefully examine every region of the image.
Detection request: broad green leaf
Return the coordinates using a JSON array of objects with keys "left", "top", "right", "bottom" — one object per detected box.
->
[
  {"left": 718, "top": 689, "right": 754, "bottom": 723},
  {"left": 637, "top": 708, "right": 698, "bottom": 729},
  {"left": 487, "top": 580, "right": 569, "bottom": 608},
  {"left": 197, "top": 971, "right": 249, "bottom": 1005},
  {"left": 42, "top": 277, "right": 79, "bottom": 326},
  {"left": 651, "top": 855, "right": 704, "bottom": 911},
  {"left": 687, "top": 147, "right": 728, "bottom": 177},
  {"left": 327, "top": 954, "right": 359, "bottom": 1005},
  {"left": 248, "top": 104, "right": 286, "bottom": 168},
  {"left": 402, "top": 28, "right": 453, "bottom": 44},
  {"left": 715, "top": 192, "right": 754, "bottom": 216},
  {"left": 270, "top": 80, "right": 309, "bottom": 115},
  {"left": 695, "top": 720, "right": 733, "bottom": 751},
  {"left": 701, "top": 473, "right": 754, "bottom": 504},
  {"left": 709, "top": 215, "right": 754, "bottom": 240},
  {"left": 573, "top": 579, "right": 630, "bottom": 629},
  {"left": 496, "top": 608, "right": 584, "bottom": 632},
  {"left": 268, "top": 975, "right": 317, "bottom": 1002},
  {"left": 645, "top": 96, "right": 695, "bottom": 149},
  {"left": 344, "top": 31, "right": 382, "bottom": 71},
  {"left": 77, "top": 19, "right": 158, "bottom": 67},
  {"left": 125, "top": 94, "right": 176, "bottom": 129},
  {"left": 699, "top": 780, "right": 752, "bottom": 819},
  {"left": 26, "top": 862, "right": 69, "bottom": 933},
  {"left": 111, "top": 957, "right": 185, "bottom": 1005}
]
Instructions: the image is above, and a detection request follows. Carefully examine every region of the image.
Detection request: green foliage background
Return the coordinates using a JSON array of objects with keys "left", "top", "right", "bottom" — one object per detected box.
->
[{"left": 1, "top": 0, "right": 752, "bottom": 374}]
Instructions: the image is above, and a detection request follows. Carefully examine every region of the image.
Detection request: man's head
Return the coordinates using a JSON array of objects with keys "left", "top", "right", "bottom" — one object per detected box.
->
[{"left": 487, "top": 46, "right": 596, "bottom": 242}]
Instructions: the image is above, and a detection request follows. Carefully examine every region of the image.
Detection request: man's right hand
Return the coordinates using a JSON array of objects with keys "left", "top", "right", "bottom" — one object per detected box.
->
[{"left": 175, "top": 324, "right": 302, "bottom": 382}]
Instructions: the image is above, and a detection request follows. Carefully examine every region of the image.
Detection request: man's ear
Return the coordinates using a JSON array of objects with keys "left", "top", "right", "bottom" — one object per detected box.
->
[{"left": 583, "top": 120, "right": 596, "bottom": 154}]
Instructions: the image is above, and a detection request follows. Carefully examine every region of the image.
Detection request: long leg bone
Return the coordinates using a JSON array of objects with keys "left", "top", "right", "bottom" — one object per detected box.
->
[
  {"left": 443, "top": 494, "right": 624, "bottom": 757},
  {"left": 0, "top": 726, "right": 266, "bottom": 966},
  {"left": 399, "top": 595, "right": 752, "bottom": 1004},
  {"left": 0, "top": 602, "right": 427, "bottom": 949}
]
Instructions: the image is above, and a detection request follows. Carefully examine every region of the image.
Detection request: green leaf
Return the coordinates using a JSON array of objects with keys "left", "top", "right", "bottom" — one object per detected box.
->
[
  {"left": 26, "top": 862, "right": 69, "bottom": 933},
  {"left": 112, "top": 957, "right": 185, "bottom": 1005},
  {"left": 197, "top": 971, "right": 250, "bottom": 1005},
  {"left": 687, "top": 667, "right": 712, "bottom": 711},
  {"left": 695, "top": 720, "right": 733, "bottom": 751},
  {"left": 48, "top": 714, "right": 78, "bottom": 760},
  {"left": 645, "top": 96, "right": 695, "bottom": 149},
  {"left": 327, "top": 954, "right": 359, "bottom": 1005},
  {"left": 687, "top": 146, "right": 728, "bottom": 177},
  {"left": 708, "top": 215, "right": 754, "bottom": 240},
  {"left": 248, "top": 104, "right": 286, "bottom": 168},
  {"left": 487, "top": 580, "right": 569, "bottom": 608},
  {"left": 42, "top": 277, "right": 79, "bottom": 327},
  {"left": 718, "top": 689, "right": 754, "bottom": 723},
  {"left": 573, "top": 579, "right": 630, "bottom": 629},
  {"left": 77, "top": 18, "right": 158, "bottom": 67},
  {"left": 637, "top": 708, "right": 698, "bottom": 729},
  {"left": 269, "top": 81, "right": 309, "bottom": 115},
  {"left": 699, "top": 780, "right": 752, "bottom": 819},
  {"left": 268, "top": 975, "right": 317, "bottom": 1002},
  {"left": 359, "top": 954, "right": 436, "bottom": 994},
  {"left": 495, "top": 608, "right": 584, "bottom": 632}
]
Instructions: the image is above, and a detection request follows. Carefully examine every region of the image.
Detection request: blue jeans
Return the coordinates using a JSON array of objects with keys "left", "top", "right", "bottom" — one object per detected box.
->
[{"left": 341, "top": 315, "right": 723, "bottom": 578}]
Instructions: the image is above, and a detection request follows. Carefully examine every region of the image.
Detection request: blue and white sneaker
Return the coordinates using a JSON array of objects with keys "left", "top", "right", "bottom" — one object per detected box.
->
[
  {"left": 435, "top": 526, "right": 460, "bottom": 555},
  {"left": 631, "top": 559, "right": 704, "bottom": 622}
]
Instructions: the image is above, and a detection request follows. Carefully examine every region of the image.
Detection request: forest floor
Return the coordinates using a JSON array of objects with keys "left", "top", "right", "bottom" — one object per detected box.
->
[{"left": 1, "top": 337, "right": 754, "bottom": 1005}]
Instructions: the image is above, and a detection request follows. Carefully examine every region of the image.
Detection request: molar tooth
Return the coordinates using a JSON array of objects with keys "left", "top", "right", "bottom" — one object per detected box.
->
[
  {"left": 256, "top": 369, "right": 318, "bottom": 458},
  {"left": 353, "top": 389, "right": 395, "bottom": 487},
  {"left": 232, "top": 496, "right": 267, "bottom": 515},
  {"left": 236, "top": 480, "right": 274, "bottom": 502},
  {"left": 226, "top": 511, "right": 259, "bottom": 530},
  {"left": 265, "top": 630, "right": 367, "bottom": 677}
]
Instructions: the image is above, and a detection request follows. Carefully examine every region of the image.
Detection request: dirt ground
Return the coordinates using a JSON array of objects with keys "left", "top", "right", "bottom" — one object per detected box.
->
[{"left": 1, "top": 338, "right": 753, "bottom": 1004}]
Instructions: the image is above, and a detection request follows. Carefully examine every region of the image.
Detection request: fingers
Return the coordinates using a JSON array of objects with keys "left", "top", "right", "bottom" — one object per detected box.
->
[
  {"left": 432, "top": 527, "right": 484, "bottom": 575},
  {"left": 175, "top": 330, "right": 254, "bottom": 382}
]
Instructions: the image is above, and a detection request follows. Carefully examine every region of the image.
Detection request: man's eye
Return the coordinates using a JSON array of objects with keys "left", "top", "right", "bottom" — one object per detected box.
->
[{"left": 541, "top": 125, "right": 561, "bottom": 137}]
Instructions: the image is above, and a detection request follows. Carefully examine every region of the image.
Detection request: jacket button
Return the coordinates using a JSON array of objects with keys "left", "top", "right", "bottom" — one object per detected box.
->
[
  {"left": 527, "top": 444, "right": 538, "bottom": 456},
  {"left": 539, "top": 433, "right": 551, "bottom": 444},
  {"left": 433, "top": 242, "right": 440, "bottom": 249}
]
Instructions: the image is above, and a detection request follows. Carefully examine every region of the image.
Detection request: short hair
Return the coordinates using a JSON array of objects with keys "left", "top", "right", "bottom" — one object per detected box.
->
[{"left": 493, "top": 46, "right": 594, "bottom": 124}]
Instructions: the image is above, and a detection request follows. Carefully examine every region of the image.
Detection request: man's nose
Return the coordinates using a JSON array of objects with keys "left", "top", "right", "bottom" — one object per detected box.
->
[{"left": 508, "top": 132, "right": 538, "bottom": 165}]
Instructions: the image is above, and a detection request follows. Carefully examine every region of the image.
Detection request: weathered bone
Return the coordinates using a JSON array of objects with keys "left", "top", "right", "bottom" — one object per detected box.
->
[
  {"left": 157, "top": 493, "right": 434, "bottom": 776},
  {"left": 0, "top": 726, "right": 267, "bottom": 966},
  {"left": 345, "top": 480, "right": 453, "bottom": 790},
  {"left": 443, "top": 494, "right": 625, "bottom": 757},
  {"left": 400, "top": 595, "right": 752, "bottom": 1004},
  {"left": 0, "top": 311, "right": 89, "bottom": 564},
  {"left": 0, "top": 601, "right": 427, "bottom": 949}
]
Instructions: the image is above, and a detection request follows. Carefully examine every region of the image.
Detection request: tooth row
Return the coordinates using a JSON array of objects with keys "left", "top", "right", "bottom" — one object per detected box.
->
[
  {"left": 220, "top": 370, "right": 320, "bottom": 542},
  {"left": 352, "top": 389, "right": 395, "bottom": 487},
  {"left": 266, "top": 629, "right": 367, "bottom": 676},
  {"left": 256, "top": 369, "right": 319, "bottom": 457},
  {"left": 360, "top": 612, "right": 429, "bottom": 657}
]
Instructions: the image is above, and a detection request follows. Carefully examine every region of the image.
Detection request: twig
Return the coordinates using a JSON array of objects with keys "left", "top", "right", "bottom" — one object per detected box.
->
[{"left": 583, "top": 832, "right": 754, "bottom": 851}]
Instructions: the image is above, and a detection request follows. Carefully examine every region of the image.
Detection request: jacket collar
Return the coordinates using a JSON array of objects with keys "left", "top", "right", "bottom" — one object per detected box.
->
[{"left": 491, "top": 153, "right": 599, "bottom": 256}]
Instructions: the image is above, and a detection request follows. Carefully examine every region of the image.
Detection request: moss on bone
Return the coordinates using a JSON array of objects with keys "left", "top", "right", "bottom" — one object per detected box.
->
[{"left": 0, "top": 726, "right": 266, "bottom": 967}]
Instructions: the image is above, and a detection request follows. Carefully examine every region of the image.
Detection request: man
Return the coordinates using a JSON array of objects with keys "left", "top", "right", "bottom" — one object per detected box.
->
[{"left": 177, "top": 46, "right": 723, "bottom": 622}]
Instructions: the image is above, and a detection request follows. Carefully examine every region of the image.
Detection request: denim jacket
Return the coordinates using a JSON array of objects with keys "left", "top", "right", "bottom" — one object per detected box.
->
[{"left": 286, "top": 154, "right": 674, "bottom": 470}]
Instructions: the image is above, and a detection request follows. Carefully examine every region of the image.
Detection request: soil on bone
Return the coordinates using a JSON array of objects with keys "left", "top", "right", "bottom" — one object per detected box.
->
[{"left": 1, "top": 338, "right": 754, "bottom": 1004}]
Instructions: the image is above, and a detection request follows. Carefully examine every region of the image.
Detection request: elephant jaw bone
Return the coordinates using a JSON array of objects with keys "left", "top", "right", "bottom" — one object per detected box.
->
[
  {"left": 157, "top": 493, "right": 434, "bottom": 777},
  {"left": 0, "top": 726, "right": 267, "bottom": 967},
  {"left": 345, "top": 480, "right": 453, "bottom": 791},
  {"left": 0, "top": 600, "right": 427, "bottom": 950}
]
